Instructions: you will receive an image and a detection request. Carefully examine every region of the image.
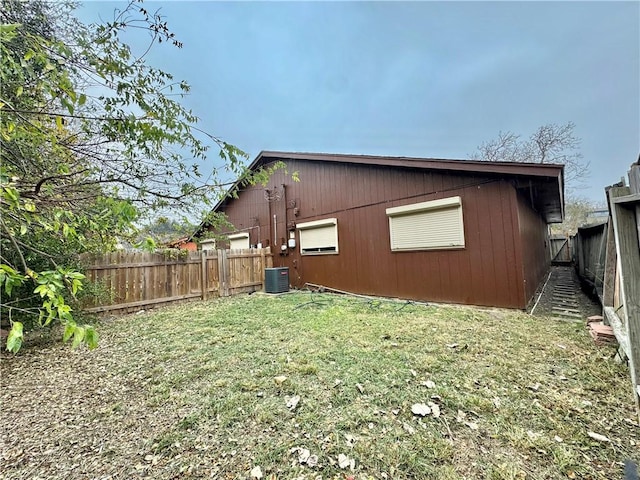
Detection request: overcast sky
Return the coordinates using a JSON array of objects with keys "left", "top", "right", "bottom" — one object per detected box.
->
[{"left": 78, "top": 1, "right": 639, "bottom": 203}]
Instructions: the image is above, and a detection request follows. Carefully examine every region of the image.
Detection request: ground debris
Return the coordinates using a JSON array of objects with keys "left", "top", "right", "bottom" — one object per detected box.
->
[
  {"left": 250, "top": 465, "right": 263, "bottom": 478},
  {"left": 286, "top": 395, "right": 301, "bottom": 410},
  {"left": 337, "top": 453, "right": 355, "bottom": 470},
  {"left": 587, "top": 431, "right": 610, "bottom": 442},
  {"left": 411, "top": 403, "right": 431, "bottom": 416}
]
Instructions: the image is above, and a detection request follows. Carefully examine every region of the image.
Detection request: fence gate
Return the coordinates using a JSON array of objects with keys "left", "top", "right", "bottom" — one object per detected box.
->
[{"left": 550, "top": 236, "right": 572, "bottom": 264}]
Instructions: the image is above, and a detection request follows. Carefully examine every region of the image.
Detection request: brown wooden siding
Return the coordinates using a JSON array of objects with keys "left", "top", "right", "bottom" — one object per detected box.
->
[
  {"left": 216, "top": 159, "right": 550, "bottom": 308},
  {"left": 516, "top": 190, "right": 552, "bottom": 306}
]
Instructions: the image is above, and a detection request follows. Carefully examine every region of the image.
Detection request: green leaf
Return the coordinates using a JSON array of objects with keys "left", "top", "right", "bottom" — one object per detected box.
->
[
  {"left": 16, "top": 85, "right": 23, "bottom": 97},
  {"left": 6, "top": 322, "right": 23, "bottom": 353},
  {"left": 63, "top": 322, "right": 75, "bottom": 342},
  {"left": 84, "top": 326, "right": 98, "bottom": 349},
  {"left": 71, "top": 279, "right": 83, "bottom": 295},
  {"left": 34, "top": 284, "right": 50, "bottom": 298},
  {"left": 78, "top": 93, "right": 87, "bottom": 106},
  {"left": 71, "top": 325, "right": 85, "bottom": 349}
]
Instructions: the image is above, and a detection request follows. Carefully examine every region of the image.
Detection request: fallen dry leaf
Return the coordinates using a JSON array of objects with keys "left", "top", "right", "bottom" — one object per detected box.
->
[
  {"left": 286, "top": 395, "right": 300, "bottom": 410},
  {"left": 338, "top": 453, "right": 355, "bottom": 470},
  {"left": 295, "top": 447, "right": 310, "bottom": 463},
  {"left": 421, "top": 380, "right": 436, "bottom": 388},
  {"left": 527, "top": 430, "right": 541, "bottom": 440},
  {"left": 403, "top": 422, "right": 416, "bottom": 434},
  {"left": 274, "top": 375, "right": 287, "bottom": 385},
  {"left": 428, "top": 402, "right": 441, "bottom": 418},
  {"left": 250, "top": 465, "right": 263, "bottom": 479},
  {"left": 587, "top": 431, "right": 610, "bottom": 442},
  {"left": 355, "top": 383, "right": 364, "bottom": 393},
  {"left": 411, "top": 403, "right": 431, "bottom": 416}
]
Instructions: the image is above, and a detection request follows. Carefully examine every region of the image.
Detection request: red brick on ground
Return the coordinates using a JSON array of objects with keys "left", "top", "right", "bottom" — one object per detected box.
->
[
  {"left": 586, "top": 315, "right": 603, "bottom": 325},
  {"left": 588, "top": 322, "right": 618, "bottom": 346}
]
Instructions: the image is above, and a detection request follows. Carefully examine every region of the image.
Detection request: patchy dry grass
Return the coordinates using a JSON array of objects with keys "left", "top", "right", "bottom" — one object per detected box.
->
[{"left": 1, "top": 292, "right": 638, "bottom": 480}]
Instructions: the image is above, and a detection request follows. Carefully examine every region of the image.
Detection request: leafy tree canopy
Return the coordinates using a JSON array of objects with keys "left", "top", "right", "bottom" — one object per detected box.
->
[{"left": 0, "top": 0, "right": 279, "bottom": 351}]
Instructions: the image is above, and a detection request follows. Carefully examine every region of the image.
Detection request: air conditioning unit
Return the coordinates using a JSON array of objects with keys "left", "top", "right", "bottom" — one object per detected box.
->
[{"left": 265, "top": 267, "right": 289, "bottom": 293}]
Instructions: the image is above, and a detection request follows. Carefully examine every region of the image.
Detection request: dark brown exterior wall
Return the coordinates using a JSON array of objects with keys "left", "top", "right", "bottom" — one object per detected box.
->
[
  {"left": 515, "top": 190, "right": 551, "bottom": 307},
  {"left": 216, "top": 159, "right": 547, "bottom": 308}
]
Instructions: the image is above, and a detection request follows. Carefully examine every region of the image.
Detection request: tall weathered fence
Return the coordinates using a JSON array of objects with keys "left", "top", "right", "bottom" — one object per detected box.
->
[
  {"left": 80, "top": 248, "right": 273, "bottom": 314},
  {"left": 575, "top": 220, "right": 607, "bottom": 302},
  {"left": 577, "top": 161, "right": 640, "bottom": 414},
  {"left": 550, "top": 235, "right": 575, "bottom": 264}
]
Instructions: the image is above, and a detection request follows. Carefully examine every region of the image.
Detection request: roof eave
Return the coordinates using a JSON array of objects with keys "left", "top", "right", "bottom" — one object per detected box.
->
[{"left": 193, "top": 150, "right": 565, "bottom": 236}]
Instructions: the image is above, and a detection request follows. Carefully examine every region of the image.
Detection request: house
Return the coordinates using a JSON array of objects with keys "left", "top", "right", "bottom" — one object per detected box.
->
[
  {"left": 166, "top": 237, "right": 198, "bottom": 251},
  {"left": 196, "top": 151, "right": 564, "bottom": 309}
]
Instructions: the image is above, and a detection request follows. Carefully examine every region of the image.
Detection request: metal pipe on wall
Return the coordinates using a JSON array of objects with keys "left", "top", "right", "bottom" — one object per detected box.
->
[{"left": 273, "top": 214, "right": 277, "bottom": 247}]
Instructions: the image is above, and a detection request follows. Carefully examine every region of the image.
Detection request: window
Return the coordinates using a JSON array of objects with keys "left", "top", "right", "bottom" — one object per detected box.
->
[
  {"left": 386, "top": 196, "right": 465, "bottom": 251},
  {"left": 200, "top": 239, "right": 216, "bottom": 251},
  {"left": 228, "top": 232, "right": 250, "bottom": 250},
  {"left": 296, "top": 218, "right": 339, "bottom": 255}
]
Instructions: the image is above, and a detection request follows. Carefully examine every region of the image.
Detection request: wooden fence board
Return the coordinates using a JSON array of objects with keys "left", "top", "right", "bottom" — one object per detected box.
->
[
  {"left": 610, "top": 189, "right": 640, "bottom": 408},
  {"left": 81, "top": 248, "right": 272, "bottom": 314},
  {"left": 593, "top": 176, "right": 640, "bottom": 415},
  {"left": 575, "top": 221, "right": 607, "bottom": 300}
]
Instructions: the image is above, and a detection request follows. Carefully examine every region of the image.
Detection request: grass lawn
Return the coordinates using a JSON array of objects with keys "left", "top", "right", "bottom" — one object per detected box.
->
[{"left": 1, "top": 292, "right": 638, "bottom": 480}]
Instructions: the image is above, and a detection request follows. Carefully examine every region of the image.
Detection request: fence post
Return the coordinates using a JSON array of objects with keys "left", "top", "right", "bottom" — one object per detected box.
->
[
  {"left": 200, "top": 251, "right": 207, "bottom": 301},
  {"left": 602, "top": 217, "right": 617, "bottom": 312},
  {"left": 217, "top": 249, "right": 230, "bottom": 297},
  {"left": 260, "top": 248, "right": 266, "bottom": 292}
]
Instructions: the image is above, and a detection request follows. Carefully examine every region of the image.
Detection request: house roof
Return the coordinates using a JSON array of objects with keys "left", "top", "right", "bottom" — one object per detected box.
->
[{"left": 195, "top": 151, "right": 565, "bottom": 236}]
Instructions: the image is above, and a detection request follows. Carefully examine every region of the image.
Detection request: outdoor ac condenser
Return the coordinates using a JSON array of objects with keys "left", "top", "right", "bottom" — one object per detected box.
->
[{"left": 265, "top": 267, "right": 289, "bottom": 293}]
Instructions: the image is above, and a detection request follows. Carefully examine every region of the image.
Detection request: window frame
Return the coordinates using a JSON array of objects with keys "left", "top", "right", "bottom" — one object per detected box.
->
[
  {"left": 228, "top": 232, "right": 250, "bottom": 250},
  {"left": 386, "top": 196, "right": 465, "bottom": 252},
  {"left": 296, "top": 218, "right": 339, "bottom": 256}
]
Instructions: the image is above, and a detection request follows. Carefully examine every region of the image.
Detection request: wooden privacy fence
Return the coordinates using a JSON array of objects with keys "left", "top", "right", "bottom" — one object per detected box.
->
[
  {"left": 583, "top": 161, "right": 640, "bottom": 414},
  {"left": 550, "top": 235, "right": 575, "bottom": 264},
  {"left": 80, "top": 248, "right": 273, "bottom": 314},
  {"left": 575, "top": 220, "right": 608, "bottom": 302}
]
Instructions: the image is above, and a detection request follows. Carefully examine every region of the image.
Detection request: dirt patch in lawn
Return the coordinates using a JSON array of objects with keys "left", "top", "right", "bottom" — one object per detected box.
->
[{"left": 1, "top": 293, "right": 637, "bottom": 480}]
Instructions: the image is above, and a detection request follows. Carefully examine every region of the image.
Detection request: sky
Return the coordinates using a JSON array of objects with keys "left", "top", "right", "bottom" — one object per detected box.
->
[{"left": 77, "top": 1, "right": 640, "bottom": 203}]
